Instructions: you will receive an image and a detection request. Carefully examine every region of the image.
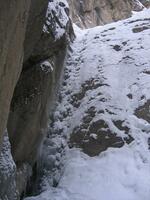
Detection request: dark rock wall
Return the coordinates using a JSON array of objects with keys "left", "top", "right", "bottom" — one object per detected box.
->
[
  {"left": 24, "top": 0, "right": 49, "bottom": 62},
  {"left": 0, "top": 0, "right": 31, "bottom": 149},
  {"left": 7, "top": 0, "right": 74, "bottom": 165}
]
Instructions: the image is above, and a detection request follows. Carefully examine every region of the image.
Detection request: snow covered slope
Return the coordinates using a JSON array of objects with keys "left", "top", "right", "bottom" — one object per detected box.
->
[{"left": 25, "top": 9, "right": 150, "bottom": 200}]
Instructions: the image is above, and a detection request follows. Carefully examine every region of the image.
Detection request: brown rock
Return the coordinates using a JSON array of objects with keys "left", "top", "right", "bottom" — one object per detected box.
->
[
  {"left": 0, "top": 0, "right": 31, "bottom": 149},
  {"left": 135, "top": 100, "right": 150, "bottom": 123},
  {"left": 69, "top": 116, "right": 133, "bottom": 157},
  {"left": 68, "top": 0, "right": 134, "bottom": 28}
]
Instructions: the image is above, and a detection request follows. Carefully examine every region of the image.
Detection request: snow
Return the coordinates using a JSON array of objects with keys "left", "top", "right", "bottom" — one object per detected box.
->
[
  {"left": 0, "top": 131, "right": 16, "bottom": 182},
  {"left": 25, "top": 9, "right": 150, "bottom": 200},
  {"left": 40, "top": 61, "right": 53, "bottom": 73},
  {"left": 52, "top": 8, "right": 150, "bottom": 142},
  {"left": 57, "top": 146, "right": 150, "bottom": 200},
  {"left": 43, "top": 0, "right": 70, "bottom": 40},
  {"left": 0, "top": 131, "right": 17, "bottom": 200},
  {"left": 25, "top": 146, "right": 150, "bottom": 200}
]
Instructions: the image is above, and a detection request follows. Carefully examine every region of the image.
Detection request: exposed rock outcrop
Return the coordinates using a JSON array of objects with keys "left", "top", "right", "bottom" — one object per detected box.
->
[
  {"left": 8, "top": 0, "right": 74, "bottom": 164},
  {"left": 68, "top": 0, "right": 144, "bottom": 28},
  {"left": 140, "top": 0, "right": 150, "bottom": 7}
]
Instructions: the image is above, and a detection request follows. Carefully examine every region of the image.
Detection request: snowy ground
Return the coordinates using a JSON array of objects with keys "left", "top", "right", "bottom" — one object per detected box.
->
[{"left": 25, "top": 9, "right": 150, "bottom": 200}]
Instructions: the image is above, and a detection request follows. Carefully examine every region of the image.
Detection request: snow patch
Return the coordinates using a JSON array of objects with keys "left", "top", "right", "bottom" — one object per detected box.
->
[{"left": 43, "top": 0, "right": 70, "bottom": 40}]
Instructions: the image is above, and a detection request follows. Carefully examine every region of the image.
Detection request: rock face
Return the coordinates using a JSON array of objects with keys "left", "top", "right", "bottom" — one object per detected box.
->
[
  {"left": 8, "top": 0, "right": 74, "bottom": 164},
  {"left": 24, "top": 0, "right": 49, "bottom": 62},
  {"left": 68, "top": 0, "right": 144, "bottom": 28},
  {"left": 0, "top": 0, "right": 74, "bottom": 199},
  {"left": 140, "top": 0, "right": 150, "bottom": 7},
  {"left": 0, "top": 0, "right": 31, "bottom": 149}
]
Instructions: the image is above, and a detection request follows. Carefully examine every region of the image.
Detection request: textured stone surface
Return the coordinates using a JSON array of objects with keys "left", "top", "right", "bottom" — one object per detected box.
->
[
  {"left": 0, "top": 0, "right": 49, "bottom": 198},
  {"left": 24, "top": 0, "right": 49, "bottom": 63},
  {"left": 6, "top": 3, "right": 74, "bottom": 198},
  {"left": 68, "top": 0, "right": 131, "bottom": 28},
  {"left": 8, "top": 53, "right": 65, "bottom": 164},
  {"left": 68, "top": 0, "right": 144, "bottom": 28},
  {"left": 7, "top": 0, "right": 74, "bottom": 165},
  {"left": 140, "top": 0, "right": 150, "bottom": 7},
  {"left": 0, "top": 0, "right": 31, "bottom": 149},
  {"left": 135, "top": 100, "right": 150, "bottom": 123}
]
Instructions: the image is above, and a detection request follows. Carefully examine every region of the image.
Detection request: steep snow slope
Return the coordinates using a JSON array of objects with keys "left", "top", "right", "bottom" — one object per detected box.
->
[{"left": 25, "top": 9, "right": 150, "bottom": 200}]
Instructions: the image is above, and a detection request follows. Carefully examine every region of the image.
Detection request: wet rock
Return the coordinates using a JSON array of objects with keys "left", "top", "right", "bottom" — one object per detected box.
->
[{"left": 132, "top": 0, "right": 144, "bottom": 11}]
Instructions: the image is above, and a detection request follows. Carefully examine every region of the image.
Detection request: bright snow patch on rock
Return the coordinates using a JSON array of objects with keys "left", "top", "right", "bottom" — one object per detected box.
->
[
  {"left": 43, "top": 0, "right": 70, "bottom": 40},
  {"left": 40, "top": 61, "right": 53, "bottom": 73}
]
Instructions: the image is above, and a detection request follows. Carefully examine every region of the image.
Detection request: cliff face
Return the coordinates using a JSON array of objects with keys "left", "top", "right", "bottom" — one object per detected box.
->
[
  {"left": 0, "top": 0, "right": 74, "bottom": 199},
  {"left": 7, "top": 0, "right": 74, "bottom": 165},
  {"left": 68, "top": 0, "right": 144, "bottom": 28},
  {"left": 0, "top": 0, "right": 31, "bottom": 150},
  {"left": 140, "top": 0, "right": 150, "bottom": 7}
]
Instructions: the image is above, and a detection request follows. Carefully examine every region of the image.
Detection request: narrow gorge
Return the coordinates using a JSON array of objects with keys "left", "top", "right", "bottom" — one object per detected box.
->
[{"left": 0, "top": 1, "right": 150, "bottom": 200}]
